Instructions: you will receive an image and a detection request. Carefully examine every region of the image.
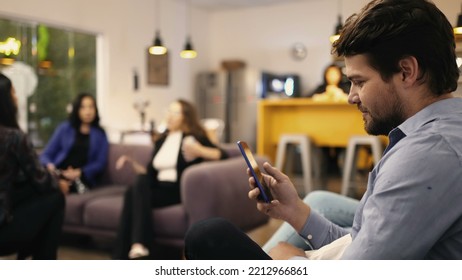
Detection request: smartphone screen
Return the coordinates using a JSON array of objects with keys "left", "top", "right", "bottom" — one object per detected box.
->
[{"left": 237, "top": 141, "right": 273, "bottom": 203}]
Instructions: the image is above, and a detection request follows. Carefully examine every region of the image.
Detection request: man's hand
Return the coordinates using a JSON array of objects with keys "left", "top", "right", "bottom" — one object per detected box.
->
[
  {"left": 269, "top": 242, "right": 306, "bottom": 260},
  {"left": 248, "top": 162, "right": 310, "bottom": 232}
]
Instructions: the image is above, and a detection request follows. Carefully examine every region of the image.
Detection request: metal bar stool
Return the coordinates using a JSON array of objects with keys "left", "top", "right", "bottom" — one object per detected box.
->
[
  {"left": 275, "top": 134, "right": 314, "bottom": 196},
  {"left": 341, "top": 135, "right": 383, "bottom": 197}
]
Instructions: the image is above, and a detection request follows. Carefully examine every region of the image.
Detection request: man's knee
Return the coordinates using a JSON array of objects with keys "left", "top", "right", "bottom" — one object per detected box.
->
[
  {"left": 187, "top": 218, "right": 231, "bottom": 241},
  {"left": 303, "top": 190, "right": 336, "bottom": 205}
]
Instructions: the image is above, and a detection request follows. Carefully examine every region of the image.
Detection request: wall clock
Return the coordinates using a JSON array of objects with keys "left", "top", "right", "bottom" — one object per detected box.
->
[
  {"left": 291, "top": 43, "right": 307, "bottom": 61},
  {"left": 147, "top": 51, "right": 169, "bottom": 85}
]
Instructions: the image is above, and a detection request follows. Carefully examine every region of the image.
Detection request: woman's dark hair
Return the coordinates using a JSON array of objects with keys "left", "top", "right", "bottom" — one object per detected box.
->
[
  {"left": 332, "top": 0, "right": 458, "bottom": 95},
  {"left": 177, "top": 99, "right": 208, "bottom": 139},
  {"left": 0, "top": 73, "right": 19, "bottom": 129},
  {"left": 68, "top": 93, "right": 102, "bottom": 129}
]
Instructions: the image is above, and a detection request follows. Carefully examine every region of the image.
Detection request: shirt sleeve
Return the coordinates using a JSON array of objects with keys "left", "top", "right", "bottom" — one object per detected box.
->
[
  {"left": 299, "top": 209, "right": 350, "bottom": 249},
  {"left": 39, "top": 122, "right": 67, "bottom": 165}
]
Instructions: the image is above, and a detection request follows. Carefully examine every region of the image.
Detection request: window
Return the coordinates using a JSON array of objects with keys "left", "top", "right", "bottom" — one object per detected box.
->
[{"left": 0, "top": 17, "right": 97, "bottom": 147}]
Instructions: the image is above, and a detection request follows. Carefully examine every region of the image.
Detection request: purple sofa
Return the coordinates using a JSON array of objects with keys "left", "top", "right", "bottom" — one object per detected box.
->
[{"left": 62, "top": 143, "right": 270, "bottom": 254}]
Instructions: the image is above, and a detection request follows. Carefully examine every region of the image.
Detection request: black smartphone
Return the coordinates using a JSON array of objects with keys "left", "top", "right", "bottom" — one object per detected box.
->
[{"left": 237, "top": 141, "right": 273, "bottom": 203}]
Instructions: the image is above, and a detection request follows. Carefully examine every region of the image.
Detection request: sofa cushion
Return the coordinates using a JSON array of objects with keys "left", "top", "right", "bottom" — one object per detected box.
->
[
  {"left": 152, "top": 204, "right": 187, "bottom": 238},
  {"left": 84, "top": 194, "right": 124, "bottom": 230},
  {"left": 65, "top": 186, "right": 127, "bottom": 225},
  {"left": 83, "top": 193, "right": 187, "bottom": 239}
]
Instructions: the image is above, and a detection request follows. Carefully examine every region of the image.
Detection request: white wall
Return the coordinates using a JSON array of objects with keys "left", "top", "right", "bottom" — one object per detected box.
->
[
  {"left": 207, "top": 0, "right": 461, "bottom": 95},
  {"left": 0, "top": 0, "right": 460, "bottom": 140}
]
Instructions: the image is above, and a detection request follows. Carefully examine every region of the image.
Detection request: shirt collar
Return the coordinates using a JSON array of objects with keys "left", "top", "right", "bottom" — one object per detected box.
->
[{"left": 397, "top": 97, "right": 462, "bottom": 136}]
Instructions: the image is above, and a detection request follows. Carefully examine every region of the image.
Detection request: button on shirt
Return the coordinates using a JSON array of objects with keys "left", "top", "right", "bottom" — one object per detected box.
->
[{"left": 300, "top": 98, "right": 462, "bottom": 259}]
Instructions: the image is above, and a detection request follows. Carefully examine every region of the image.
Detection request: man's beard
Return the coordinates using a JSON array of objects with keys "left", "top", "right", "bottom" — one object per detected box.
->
[{"left": 363, "top": 103, "right": 405, "bottom": 136}]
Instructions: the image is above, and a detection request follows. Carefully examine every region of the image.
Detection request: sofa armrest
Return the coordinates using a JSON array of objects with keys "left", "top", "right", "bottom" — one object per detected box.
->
[{"left": 180, "top": 156, "right": 270, "bottom": 231}]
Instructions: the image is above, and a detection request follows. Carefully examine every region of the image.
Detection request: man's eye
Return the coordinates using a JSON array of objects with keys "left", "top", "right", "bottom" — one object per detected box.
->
[{"left": 353, "top": 81, "right": 364, "bottom": 87}]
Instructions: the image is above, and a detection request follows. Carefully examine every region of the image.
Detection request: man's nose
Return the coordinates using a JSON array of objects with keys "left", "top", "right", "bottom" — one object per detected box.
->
[{"left": 347, "top": 86, "right": 360, "bottom": 104}]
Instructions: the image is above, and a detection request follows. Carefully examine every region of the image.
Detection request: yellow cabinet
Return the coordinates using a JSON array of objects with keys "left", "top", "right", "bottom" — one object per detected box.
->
[{"left": 257, "top": 98, "right": 380, "bottom": 162}]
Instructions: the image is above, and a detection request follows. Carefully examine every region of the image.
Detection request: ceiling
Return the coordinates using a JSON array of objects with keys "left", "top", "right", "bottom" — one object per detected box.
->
[{"left": 187, "top": 0, "right": 311, "bottom": 11}]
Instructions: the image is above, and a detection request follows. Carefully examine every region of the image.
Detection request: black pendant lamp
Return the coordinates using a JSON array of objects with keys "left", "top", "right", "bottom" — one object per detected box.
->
[
  {"left": 180, "top": 0, "right": 197, "bottom": 59},
  {"left": 148, "top": 0, "right": 167, "bottom": 55},
  {"left": 329, "top": 15, "right": 343, "bottom": 43},
  {"left": 454, "top": 4, "right": 462, "bottom": 35},
  {"left": 149, "top": 30, "right": 167, "bottom": 55},
  {"left": 180, "top": 36, "right": 197, "bottom": 59}
]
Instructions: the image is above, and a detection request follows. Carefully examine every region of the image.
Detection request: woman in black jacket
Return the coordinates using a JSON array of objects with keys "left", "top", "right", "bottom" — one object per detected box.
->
[
  {"left": 113, "top": 99, "right": 228, "bottom": 259},
  {"left": 0, "top": 73, "right": 65, "bottom": 259}
]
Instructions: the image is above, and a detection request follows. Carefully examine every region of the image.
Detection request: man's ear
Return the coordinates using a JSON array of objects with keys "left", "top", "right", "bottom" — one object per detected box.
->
[{"left": 399, "top": 56, "right": 419, "bottom": 84}]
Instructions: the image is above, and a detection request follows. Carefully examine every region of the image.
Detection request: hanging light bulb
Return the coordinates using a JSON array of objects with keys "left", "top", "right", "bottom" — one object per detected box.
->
[
  {"left": 180, "top": 36, "right": 197, "bottom": 59},
  {"left": 148, "top": 0, "right": 167, "bottom": 55},
  {"left": 149, "top": 30, "right": 167, "bottom": 55},
  {"left": 329, "top": 15, "right": 343, "bottom": 43},
  {"left": 454, "top": 4, "right": 462, "bottom": 35},
  {"left": 180, "top": 0, "right": 197, "bottom": 59},
  {"left": 330, "top": 0, "right": 343, "bottom": 43}
]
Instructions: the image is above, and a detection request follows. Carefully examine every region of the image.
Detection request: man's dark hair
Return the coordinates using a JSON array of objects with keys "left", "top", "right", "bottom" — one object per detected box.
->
[
  {"left": 69, "top": 93, "right": 102, "bottom": 130},
  {"left": 332, "top": 0, "right": 459, "bottom": 95}
]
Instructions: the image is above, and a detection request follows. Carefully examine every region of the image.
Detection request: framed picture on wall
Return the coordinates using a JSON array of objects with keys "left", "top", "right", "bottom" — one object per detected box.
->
[{"left": 147, "top": 51, "right": 169, "bottom": 86}]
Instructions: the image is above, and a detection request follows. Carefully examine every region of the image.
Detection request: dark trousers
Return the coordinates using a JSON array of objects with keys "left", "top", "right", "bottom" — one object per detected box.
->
[
  {"left": 184, "top": 217, "right": 272, "bottom": 260},
  {"left": 113, "top": 175, "right": 180, "bottom": 259},
  {"left": 0, "top": 188, "right": 65, "bottom": 259}
]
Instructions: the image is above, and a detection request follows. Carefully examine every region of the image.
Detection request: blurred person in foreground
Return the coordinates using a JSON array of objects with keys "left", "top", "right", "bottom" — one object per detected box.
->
[{"left": 0, "top": 73, "right": 65, "bottom": 259}]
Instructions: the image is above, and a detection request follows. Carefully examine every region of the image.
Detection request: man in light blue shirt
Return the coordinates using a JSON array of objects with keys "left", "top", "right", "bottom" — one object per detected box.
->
[
  {"left": 296, "top": 98, "right": 462, "bottom": 259},
  {"left": 184, "top": 0, "right": 462, "bottom": 260}
]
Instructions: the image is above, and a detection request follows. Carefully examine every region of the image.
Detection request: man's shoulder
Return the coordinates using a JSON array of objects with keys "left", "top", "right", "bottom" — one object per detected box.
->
[
  {"left": 397, "top": 130, "right": 462, "bottom": 160},
  {"left": 416, "top": 116, "right": 462, "bottom": 157},
  {"left": 379, "top": 127, "right": 462, "bottom": 185}
]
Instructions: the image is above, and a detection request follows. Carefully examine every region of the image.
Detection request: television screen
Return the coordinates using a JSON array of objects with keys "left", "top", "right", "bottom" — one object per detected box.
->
[{"left": 261, "top": 72, "right": 300, "bottom": 98}]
